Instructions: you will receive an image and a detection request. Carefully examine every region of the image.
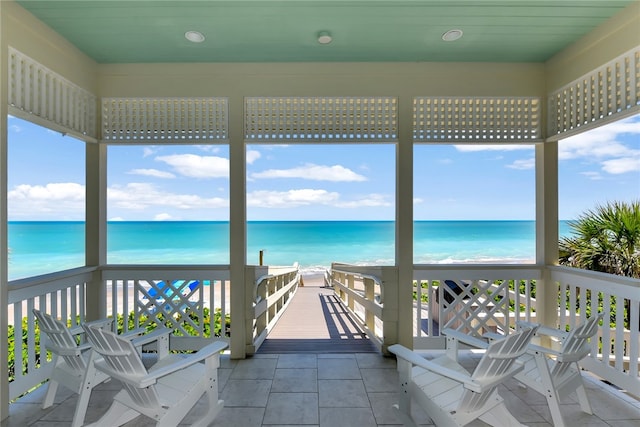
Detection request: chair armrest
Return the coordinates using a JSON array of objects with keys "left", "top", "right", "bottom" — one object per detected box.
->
[
  {"left": 517, "top": 320, "right": 568, "bottom": 340},
  {"left": 389, "top": 344, "right": 482, "bottom": 393},
  {"left": 47, "top": 342, "right": 92, "bottom": 356},
  {"left": 68, "top": 325, "right": 85, "bottom": 336},
  {"left": 442, "top": 328, "right": 489, "bottom": 350},
  {"left": 137, "top": 341, "right": 228, "bottom": 388},
  {"left": 129, "top": 327, "right": 172, "bottom": 348},
  {"left": 84, "top": 318, "right": 114, "bottom": 331}
]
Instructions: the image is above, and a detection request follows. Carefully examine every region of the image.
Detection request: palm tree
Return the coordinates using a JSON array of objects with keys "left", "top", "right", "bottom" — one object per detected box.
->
[{"left": 559, "top": 200, "right": 640, "bottom": 278}]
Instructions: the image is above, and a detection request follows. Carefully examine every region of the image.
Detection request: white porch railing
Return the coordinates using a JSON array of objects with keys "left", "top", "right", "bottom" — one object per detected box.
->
[
  {"left": 7, "top": 265, "right": 231, "bottom": 400},
  {"left": 7, "top": 263, "right": 638, "bottom": 402},
  {"left": 7, "top": 267, "right": 95, "bottom": 400},
  {"left": 247, "top": 265, "right": 300, "bottom": 354},
  {"left": 330, "top": 264, "right": 639, "bottom": 396},
  {"left": 412, "top": 266, "right": 543, "bottom": 349},
  {"left": 101, "top": 266, "right": 231, "bottom": 351},
  {"left": 550, "top": 266, "right": 640, "bottom": 396}
]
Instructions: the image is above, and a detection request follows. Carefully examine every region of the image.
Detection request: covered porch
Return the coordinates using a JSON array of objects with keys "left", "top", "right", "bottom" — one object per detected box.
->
[{"left": 2, "top": 0, "right": 640, "bottom": 424}]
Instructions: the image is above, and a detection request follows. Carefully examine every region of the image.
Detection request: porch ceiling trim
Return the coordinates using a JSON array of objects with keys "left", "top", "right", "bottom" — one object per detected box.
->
[
  {"left": 547, "top": 47, "right": 640, "bottom": 142},
  {"left": 101, "top": 97, "right": 229, "bottom": 144},
  {"left": 244, "top": 96, "right": 398, "bottom": 143},
  {"left": 8, "top": 48, "right": 98, "bottom": 141},
  {"left": 412, "top": 96, "right": 543, "bottom": 144}
]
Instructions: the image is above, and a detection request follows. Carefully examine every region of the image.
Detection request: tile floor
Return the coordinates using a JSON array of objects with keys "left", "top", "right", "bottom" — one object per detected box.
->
[{"left": 3, "top": 351, "right": 640, "bottom": 426}]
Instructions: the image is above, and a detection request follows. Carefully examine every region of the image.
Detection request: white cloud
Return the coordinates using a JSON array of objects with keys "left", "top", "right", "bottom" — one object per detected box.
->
[
  {"left": 248, "top": 189, "right": 339, "bottom": 208},
  {"left": 251, "top": 164, "right": 366, "bottom": 182},
  {"left": 335, "top": 193, "right": 392, "bottom": 208},
  {"left": 507, "top": 158, "right": 535, "bottom": 170},
  {"left": 109, "top": 217, "right": 125, "bottom": 221},
  {"left": 128, "top": 168, "right": 175, "bottom": 179},
  {"left": 108, "top": 182, "right": 228, "bottom": 210},
  {"left": 154, "top": 213, "right": 174, "bottom": 221},
  {"left": 9, "top": 183, "right": 85, "bottom": 201},
  {"left": 156, "top": 154, "right": 229, "bottom": 178},
  {"left": 247, "top": 189, "right": 391, "bottom": 209},
  {"left": 142, "top": 147, "right": 156, "bottom": 158},
  {"left": 601, "top": 156, "right": 640, "bottom": 174},
  {"left": 414, "top": 197, "right": 424, "bottom": 204},
  {"left": 580, "top": 171, "right": 603, "bottom": 180},
  {"left": 8, "top": 183, "right": 85, "bottom": 219},
  {"left": 559, "top": 115, "right": 640, "bottom": 175},
  {"left": 246, "top": 150, "right": 261, "bottom": 164}
]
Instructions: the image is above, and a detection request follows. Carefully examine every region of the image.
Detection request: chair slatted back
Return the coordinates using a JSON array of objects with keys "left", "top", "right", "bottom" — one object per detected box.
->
[
  {"left": 83, "top": 325, "right": 161, "bottom": 409},
  {"left": 461, "top": 327, "right": 536, "bottom": 412},
  {"left": 553, "top": 314, "right": 603, "bottom": 376},
  {"left": 33, "top": 309, "right": 87, "bottom": 374}
]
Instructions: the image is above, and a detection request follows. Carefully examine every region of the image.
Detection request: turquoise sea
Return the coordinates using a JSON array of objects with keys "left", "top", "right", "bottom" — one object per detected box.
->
[{"left": 8, "top": 221, "right": 572, "bottom": 280}]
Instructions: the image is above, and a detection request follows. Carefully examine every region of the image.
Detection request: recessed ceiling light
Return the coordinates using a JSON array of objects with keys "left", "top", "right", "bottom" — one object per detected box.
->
[
  {"left": 185, "top": 31, "right": 205, "bottom": 43},
  {"left": 442, "top": 29, "right": 463, "bottom": 42},
  {"left": 317, "top": 31, "right": 333, "bottom": 45}
]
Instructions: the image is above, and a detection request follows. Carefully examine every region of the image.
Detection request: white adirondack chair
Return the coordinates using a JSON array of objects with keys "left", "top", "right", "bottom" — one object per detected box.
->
[
  {"left": 32, "top": 309, "right": 112, "bottom": 427},
  {"left": 512, "top": 313, "right": 604, "bottom": 427},
  {"left": 82, "top": 323, "right": 228, "bottom": 427},
  {"left": 389, "top": 326, "right": 537, "bottom": 427},
  {"left": 443, "top": 313, "right": 603, "bottom": 427}
]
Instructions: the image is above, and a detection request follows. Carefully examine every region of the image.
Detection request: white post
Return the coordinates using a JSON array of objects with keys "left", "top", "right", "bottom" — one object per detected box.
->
[
  {"left": 536, "top": 141, "right": 559, "bottom": 329},
  {"left": 0, "top": 0, "right": 8, "bottom": 418},
  {"left": 396, "top": 96, "right": 414, "bottom": 348},
  {"left": 229, "top": 96, "right": 247, "bottom": 359}
]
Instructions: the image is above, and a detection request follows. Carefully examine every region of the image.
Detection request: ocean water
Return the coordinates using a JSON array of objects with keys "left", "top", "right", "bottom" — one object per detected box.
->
[{"left": 8, "top": 221, "right": 572, "bottom": 280}]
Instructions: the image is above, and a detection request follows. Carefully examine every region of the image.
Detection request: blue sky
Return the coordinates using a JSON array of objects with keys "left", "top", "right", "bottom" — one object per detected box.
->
[{"left": 7, "top": 114, "right": 639, "bottom": 221}]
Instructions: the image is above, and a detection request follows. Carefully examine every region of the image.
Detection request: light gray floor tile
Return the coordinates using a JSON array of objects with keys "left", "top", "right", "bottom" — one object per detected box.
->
[
  {"left": 318, "top": 379, "right": 370, "bottom": 407},
  {"left": 271, "top": 368, "right": 318, "bottom": 393},
  {"left": 263, "top": 393, "right": 319, "bottom": 425},
  {"left": 317, "top": 353, "right": 355, "bottom": 359},
  {"left": 276, "top": 353, "right": 318, "bottom": 369},
  {"left": 361, "top": 368, "right": 400, "bottom": 392},
  {"left": 319, "top": 407, "right": 378, "bottom": 427},
  {"left": 230, "top": 357, "right": 278, "bottom": 380},
  {"left": 355, "top": 353, "right": 397, "bottom": 369},
  {"left": 221, "top": 379, "right": 272, "bottom": 407},
  {"left": 209, "top": 407, "right": 265, "bottom": 427},
  {"left": 318, "top": 357, "right": 361, "bottom": 379}
]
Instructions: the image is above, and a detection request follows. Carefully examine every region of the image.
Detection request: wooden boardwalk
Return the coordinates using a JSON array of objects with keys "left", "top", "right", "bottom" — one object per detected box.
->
[{"left": 257, "top": 277, "right": 378, "bottom": 353}]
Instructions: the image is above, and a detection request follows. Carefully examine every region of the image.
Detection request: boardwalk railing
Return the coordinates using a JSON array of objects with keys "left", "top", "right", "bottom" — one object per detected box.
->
[
  {"left": 330, "top": 264, "right": 392, "bottom": 352},
  {"left": 247, "top": 264, "right": 300, "bottom": 354}
]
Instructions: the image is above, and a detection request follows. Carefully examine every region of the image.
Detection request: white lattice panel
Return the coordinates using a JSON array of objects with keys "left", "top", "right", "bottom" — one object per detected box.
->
[
  {"left": 548, "top": 48, "right": 640, "bottom": 137},
  {"left": 413, "top": 97, "right": 542, "bottom": 142},
  {"left": 8, "top": 48, "right": 97, "bottom": 139},
  {"left": 102, "top": 97, "right": 228, "bottom": 142},
  {"left": 244, "top": 97, "right": 398, "bottom": 142}
]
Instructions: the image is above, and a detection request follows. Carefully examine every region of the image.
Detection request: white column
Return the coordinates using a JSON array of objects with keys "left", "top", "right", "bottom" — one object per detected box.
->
[
  {"left": 85, "top": 141, "right": 107, "bottom": 320},
  {"left": 229, "top": 97, "right": 247, "bottom": 359},
  {"left": 0, "top": 1, "right": 9, "bottom": 418},
  {"left": 396, "top": 97, "right": 414, "bottom": 348},
  {"left": 536, "top": 141, "right": 559, "bottom": 328}
]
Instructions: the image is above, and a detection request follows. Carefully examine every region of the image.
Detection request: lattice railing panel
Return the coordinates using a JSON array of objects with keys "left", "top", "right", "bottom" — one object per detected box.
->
[
  {"left": 413, "top": 96, "right": 542, "bottom": 142},
  {"left": 102, "top": 97, "right": 228, "bottom": 142},
  {"left": 549, "top": 48, "right": 640, "bottom": 137},
  {"left": 8, "top": 48, "right": 97, "bottom": 139},
  {"left": 245, "top": 96, "right": 398, "bottom": 142},
  {"left": 135, "top": 279, "right": 204, "bottom": 336}
]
